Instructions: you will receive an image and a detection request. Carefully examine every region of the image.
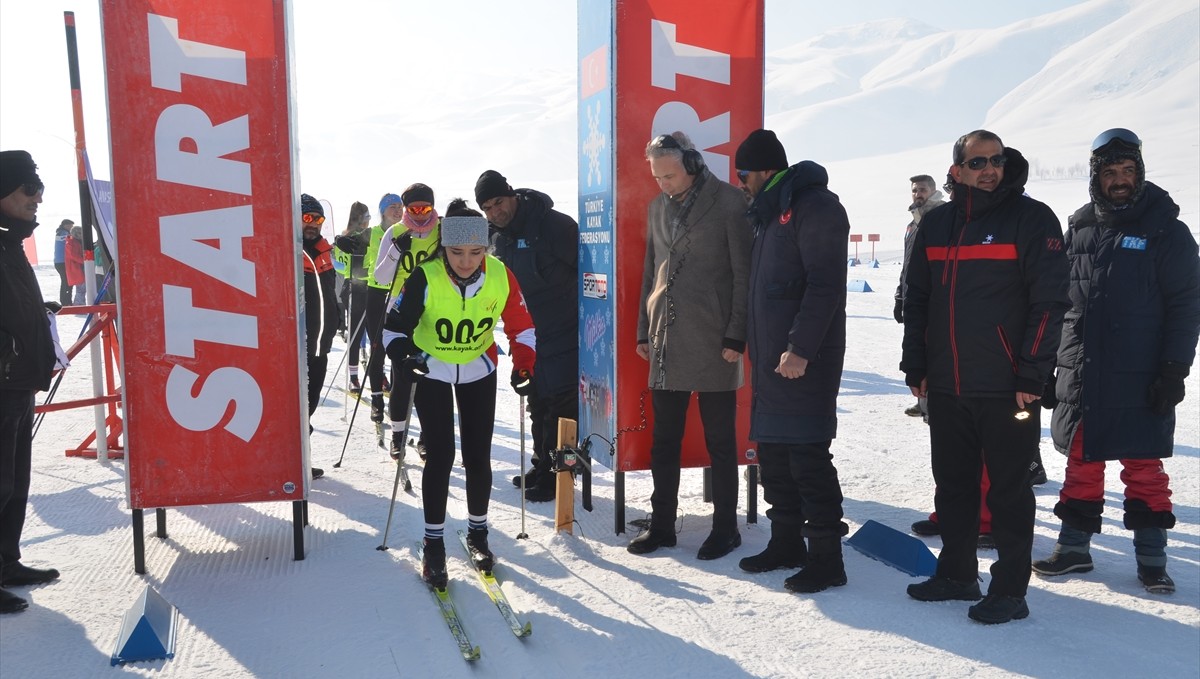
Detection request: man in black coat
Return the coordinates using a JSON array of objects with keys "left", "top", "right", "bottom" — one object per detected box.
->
[
  {"left": 901, "top": 130, "right": 1069, "bottom": 624},
  {"left": 735, "top": 129, "right": 850, "bottom": 594},
  {"left": 1033, "top": 129, "right": 1200, "bottom": 594},
  {"left": 300, "top": 193, "right": 338, "bottom": 479},
  {"left": 0, "top": 150, "right": 60, "bottom": 614},
  {"left": 476, "top": 171, "right": 578, "bottom": 502}
]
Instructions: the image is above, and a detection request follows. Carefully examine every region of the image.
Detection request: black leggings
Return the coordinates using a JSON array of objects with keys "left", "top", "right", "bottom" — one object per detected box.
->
[
  {"left": 416, "top": 371, "right": 497, "bottom": 526},
  {"left": 345, "top": 281, "right": 368, "bottom": 368},
  {"left": 364, "top": 287, "right": 389, "bottom": 395}
]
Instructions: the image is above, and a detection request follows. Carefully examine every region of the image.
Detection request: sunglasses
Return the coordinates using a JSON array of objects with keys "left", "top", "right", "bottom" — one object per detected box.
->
[
  {"left": 735, "top": 169, "right": 750, "bottom": 184},
  {"left": 407, "top": 204, "right": 433, "bottom": 216},
  {"left": 302, "top": 213, "right": 325, "bottom": 225},
  {"left": 21, "top": 182, "right": 44, "bottom": 197},
  {"left": 962, "top": 154, "right": 1007, "bottom": 171}
]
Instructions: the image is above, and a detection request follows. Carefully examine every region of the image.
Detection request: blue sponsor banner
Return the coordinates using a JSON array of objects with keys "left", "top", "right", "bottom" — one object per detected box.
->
[{"left": 577, "top": 0, "right": 616, "bottom": 469}]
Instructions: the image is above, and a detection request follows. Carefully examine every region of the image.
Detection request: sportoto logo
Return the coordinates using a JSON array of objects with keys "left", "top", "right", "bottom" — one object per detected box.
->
[{"left": 582, "top": 272, "right": 608, "bottom": 299}]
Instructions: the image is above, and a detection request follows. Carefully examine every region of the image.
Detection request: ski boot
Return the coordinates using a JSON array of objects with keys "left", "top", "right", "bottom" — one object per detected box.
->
[
  {"left": 465, "top": 528, "right": 495, "bottom": 573},
  {"left": 370, "top": 394, "right": 385, "bottom": 423},
  {"left": 349, "top": 375, "right": 362, "bottom": 394},
  {"left": 390, "top": 432, "right": 406, "bottom": 462},
  {"left": 422, "top": 538, "right": 448, "bottom": 589}
]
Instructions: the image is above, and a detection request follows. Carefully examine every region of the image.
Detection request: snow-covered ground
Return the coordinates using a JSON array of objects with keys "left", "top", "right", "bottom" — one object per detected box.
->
[{"left": 3, "top": 259, "right": 1197, "bottom": 678}]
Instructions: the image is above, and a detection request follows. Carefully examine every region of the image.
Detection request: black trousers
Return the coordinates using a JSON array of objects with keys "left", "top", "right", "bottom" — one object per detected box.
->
[
  {"left": 306, "top": 353, "right": 327, "bottom": 417},
  {"left": 363, "top": 287, "right": 389, "bottom": 395},
  {"left": 0, "top": 390, "right": 34, "bottom": 568},
  {"left": 416, "top": 372, "right": 497, "bottom": 526},
  {"left": 528, "top": 386, "right": 579, "bottom": 477},
  {"left": 346, "top": 281, "right": 368, "bottom": 368},
  {"left": 648, "top": 389, "right": 738, "bottom": 534},
  {"left": 758, "top": 440, "right": 846, "bottom": 537},
  {"left": 54, "top": 263, "right": 71, "bottom": 307},
  {"left": 928, "top": 392, "right": 1038, "bottom": 597}
]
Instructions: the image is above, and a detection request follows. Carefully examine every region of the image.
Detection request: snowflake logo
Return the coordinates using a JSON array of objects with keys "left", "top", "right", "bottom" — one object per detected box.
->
[{"left": 583, "top": 101, "right": 607, "bottom": 188}]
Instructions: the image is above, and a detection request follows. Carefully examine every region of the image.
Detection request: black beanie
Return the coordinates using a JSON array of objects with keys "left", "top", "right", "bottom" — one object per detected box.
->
[
  {"left": 474, "top": 170, "right": 515, "bottom": 206},
  {"left": 735, "top": 129, "right": 788, "bottom": 172},
  {"left": 401, "top": 183, "right": 435, "bottom": 206},
  {"left": 300, "top": 193, "right": 324, "bottom": 217},
  {"left": 0, "top": 150, "right": 41, "bottom": 199}
]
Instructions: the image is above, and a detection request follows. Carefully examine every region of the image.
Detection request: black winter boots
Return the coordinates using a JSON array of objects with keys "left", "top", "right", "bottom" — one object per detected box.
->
[
  {"left": 783, "top": 537, "right": 846, "bottom": 594},
  {"left": 739, "top": 523, "right": 808, "bottom": 573}
]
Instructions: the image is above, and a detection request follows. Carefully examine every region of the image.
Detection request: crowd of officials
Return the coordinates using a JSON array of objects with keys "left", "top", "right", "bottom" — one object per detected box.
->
[{"left": 1, "top": 124, "right": 1195, "bottom": 623}]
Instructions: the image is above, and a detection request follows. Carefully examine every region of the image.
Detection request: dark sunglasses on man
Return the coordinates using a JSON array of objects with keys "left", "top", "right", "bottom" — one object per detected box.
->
[
  {"left": 21, "top": 182, "right": 44, "bottom": 197},
  {"left": 302, "top": 212, "right": 325, "bottom": 225},
  {"left": 962, "top": 154, "right": 1007, "bottom": 171},
  {"left": 735, "top": 169, "right": 750, "bottom": 184}
]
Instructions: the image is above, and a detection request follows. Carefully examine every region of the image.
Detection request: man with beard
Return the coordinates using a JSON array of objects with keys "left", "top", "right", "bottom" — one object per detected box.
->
[
  {"left": 735, "top": 129, "right": 851, "bottom": 593},
  {"left": 896, "top": 174, "right": 944, "bottom": 419},
  {"left": 300, "top": 193, "right": 338, "bottom": 479},
  {"left": 902, "top": 130, "right": 1069, "bottom": 624},
  {"left": 0, "top": 150, "right": 60, "bottom": 613},
  {"left": 1033, "top": 129, "right": 1199, "bottom": 595},
  {"left": 476, "top": 170, "right": 578, "bottom": 503}
]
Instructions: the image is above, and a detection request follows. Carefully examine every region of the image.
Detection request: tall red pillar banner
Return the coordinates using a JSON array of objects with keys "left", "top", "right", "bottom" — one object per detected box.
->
[
  {"left": 102, "top": 1, "right": 308, "bottom": 507},
  {"left": 613, "top": 1, "right": 764, "bottom": 472}
]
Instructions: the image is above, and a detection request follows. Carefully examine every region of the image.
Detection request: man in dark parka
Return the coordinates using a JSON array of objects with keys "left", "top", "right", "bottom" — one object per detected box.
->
[
  {"left": 1033, "top": 129, "right": 1200, "bottom": 595},
  {"left": 736, "top": 129, "right": 850, "bottom": 594}
]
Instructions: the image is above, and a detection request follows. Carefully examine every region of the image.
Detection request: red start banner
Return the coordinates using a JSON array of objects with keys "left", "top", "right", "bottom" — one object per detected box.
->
[
  {"left": 614, "top": 1, "right": 764, "bottom": 471},
  {"left": 102, "top": 0, "right": 307, "bottom": 507}
]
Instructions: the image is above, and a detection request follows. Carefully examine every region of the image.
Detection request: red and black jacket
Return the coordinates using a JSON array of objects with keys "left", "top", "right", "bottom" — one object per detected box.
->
[{"left": 901, "top": 148, "right": 1069, "bottom": 397}]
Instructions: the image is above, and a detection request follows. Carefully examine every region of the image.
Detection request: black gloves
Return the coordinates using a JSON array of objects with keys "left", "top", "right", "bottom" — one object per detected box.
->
[
  {"left": 1041, "top": 371, "right": 1058, "bottom": 410},
  {"left": 402, "top": 353, "right": 430, "bottom": 376},
  {"left": 384, "top": 336, "right": 412, "bottom": 365},
  {"left": 511, "top": 369, "right": 534, "bottom": 396},
  {"left": 893, "top": 298, "right": 904, "bottom": 324},
  {"left": 385, "top": 336, "right": 429, "bottom": 376},
  {"left": 44, "top": 301, "right": 62, "bottom": 314},
  {"left": 392, "top": 232, "right": 412, "bottom": 253},
  {"left": 1148, "top": 362, "right": 1188, "bottom": 416}
]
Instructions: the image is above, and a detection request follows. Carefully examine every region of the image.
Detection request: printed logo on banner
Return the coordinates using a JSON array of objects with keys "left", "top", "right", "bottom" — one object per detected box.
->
[{"left": 582, "top": 272, "right": 608, "bottom": 299}]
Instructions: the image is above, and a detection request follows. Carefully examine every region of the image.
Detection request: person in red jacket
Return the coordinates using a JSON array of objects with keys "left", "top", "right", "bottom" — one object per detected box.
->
[
  {"left": 300, "top": 193, "right": 338, "bottom": 480},
  {"left": 383, "top": 213, "right": 535, "bottom": 587},
  {"left": 64, "top": 225, "right": 86, "bottom": 305}
]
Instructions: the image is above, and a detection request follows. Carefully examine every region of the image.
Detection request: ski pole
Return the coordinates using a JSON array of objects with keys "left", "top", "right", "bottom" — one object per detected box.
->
[
  {"left": 517, "top": 394, "right": 529, "bottom": 540},
  {"left": 378, "top": 379, "right": 419, "bottom": 550},
  {"left": 319, "top": 304, "right": 364, "bottom": 410},
  {"left": 334, "top": 387, "right": 364, "bottom": 468}
]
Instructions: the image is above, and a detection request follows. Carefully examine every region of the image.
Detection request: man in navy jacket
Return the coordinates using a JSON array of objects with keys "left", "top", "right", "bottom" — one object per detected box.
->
[
  {"left": 1034, "top": 129, "right": 1199, "bottom": 595},
  {"left": 901, "top": 130, "right": 1069, "bottom": 624}
]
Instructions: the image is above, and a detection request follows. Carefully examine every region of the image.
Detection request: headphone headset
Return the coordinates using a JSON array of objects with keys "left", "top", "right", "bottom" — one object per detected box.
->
[{"left": 652, "top": 134, "right": 705, "bottom": 176}]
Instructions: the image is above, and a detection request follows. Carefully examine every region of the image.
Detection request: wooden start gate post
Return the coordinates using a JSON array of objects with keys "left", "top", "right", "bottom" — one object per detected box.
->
[{"left": 554, "top": 418, "right": 578, "bottom": 534}]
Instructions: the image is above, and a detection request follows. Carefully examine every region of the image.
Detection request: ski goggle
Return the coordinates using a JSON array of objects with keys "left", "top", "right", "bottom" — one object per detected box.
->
[
  {"left": 406, "top": 204, "right": 433, "bottom": 216},
  {"left": 302, "top": 213, "right": 325, "bottom": 225},
  {"left": 1091, "top": 128, "right": 1141, "bottom": 153},
  {"left": 961, "top": 154, "right": 1007, "bottom": 171},
  {"left": 21, "top": 182, "right": 44, "bottom": 197}
]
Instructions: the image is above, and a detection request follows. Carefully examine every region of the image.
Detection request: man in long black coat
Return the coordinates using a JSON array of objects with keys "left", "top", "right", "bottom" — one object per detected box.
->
[
  {"left": 0, "top": 151, "right": 60, "bottom": 614},
  {"left": 1033, "top": 129, "right": 1200, "bottom": 594},
  {"left": 735, "top": 129, "right": 850, "bottom": 594}
]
